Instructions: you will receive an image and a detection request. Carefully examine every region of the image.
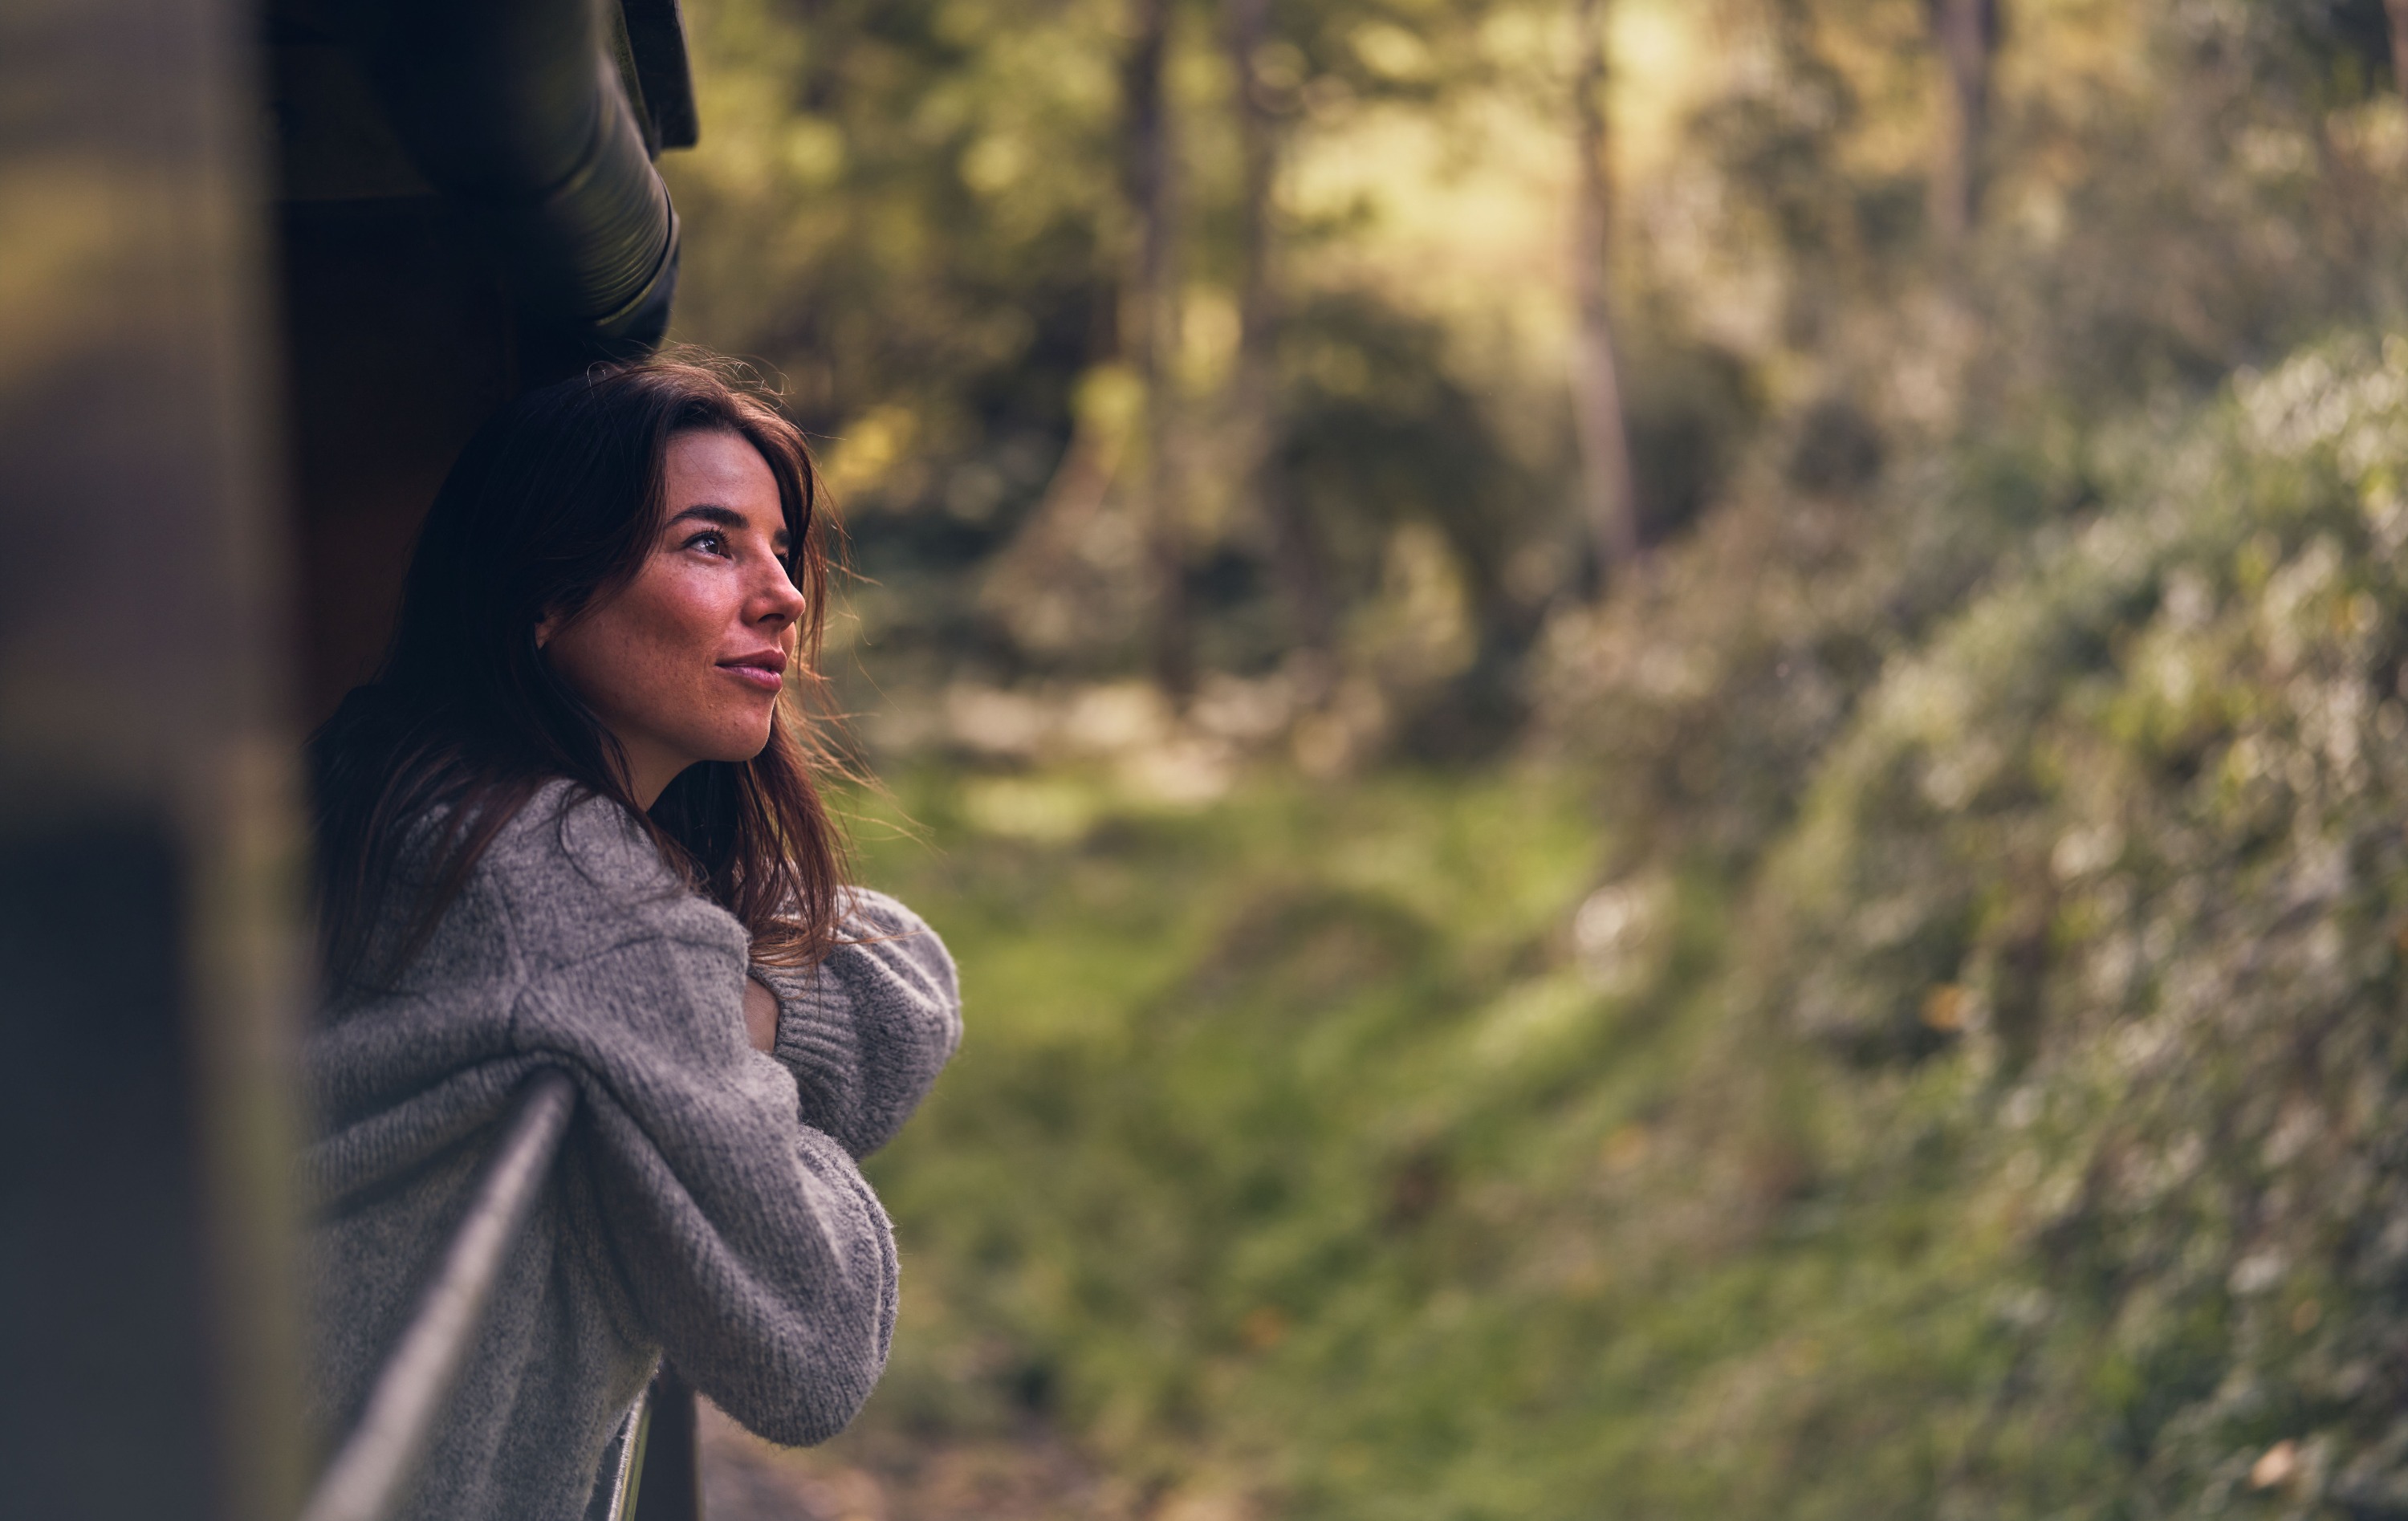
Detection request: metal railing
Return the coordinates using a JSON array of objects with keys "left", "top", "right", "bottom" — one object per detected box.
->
[{"left": 295, "top": 1069, "right": 702, "bottom": 1521}]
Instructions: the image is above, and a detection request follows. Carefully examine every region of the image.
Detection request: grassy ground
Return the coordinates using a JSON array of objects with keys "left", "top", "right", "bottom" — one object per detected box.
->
[
  {"left": 824, "top": 762, "right": 1616, "bottom": 1514},
  {"left": 741, "top": 757, "right": 2017, "bottom": 1519}
]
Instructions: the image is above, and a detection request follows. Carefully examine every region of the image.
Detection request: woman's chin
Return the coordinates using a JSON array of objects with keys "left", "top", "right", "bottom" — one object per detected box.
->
[
  {"left": 676, "top": 710, "right": 780, "bottom": 767},
  {"left": 716, "top": 725, "right": 779, "bottom": 765}
]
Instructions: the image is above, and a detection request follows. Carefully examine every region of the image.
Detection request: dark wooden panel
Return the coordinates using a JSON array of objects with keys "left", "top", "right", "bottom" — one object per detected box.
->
[{"left": 0, "top": 0, "right": 308, "bottom": 1513}]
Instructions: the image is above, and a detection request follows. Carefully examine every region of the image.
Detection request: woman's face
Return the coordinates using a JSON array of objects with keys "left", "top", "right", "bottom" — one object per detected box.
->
[{"left": 538, "top": 429, "right": 804, "bottom": 807}]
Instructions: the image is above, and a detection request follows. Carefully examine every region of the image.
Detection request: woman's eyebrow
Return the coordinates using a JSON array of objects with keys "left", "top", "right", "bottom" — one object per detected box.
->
[{"left": 669, "top": 502, "right": 787, "bottom": 552}]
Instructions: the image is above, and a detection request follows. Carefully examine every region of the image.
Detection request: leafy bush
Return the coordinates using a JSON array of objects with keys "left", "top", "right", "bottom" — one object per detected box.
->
[{"left": 1721, "top": 333, "right": 2408, "bottom": 1517}]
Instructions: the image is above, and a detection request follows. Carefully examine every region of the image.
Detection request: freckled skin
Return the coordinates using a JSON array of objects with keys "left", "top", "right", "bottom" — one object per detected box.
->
[{"left": 539, "top": 429, "right": 805, "bottom": 810}]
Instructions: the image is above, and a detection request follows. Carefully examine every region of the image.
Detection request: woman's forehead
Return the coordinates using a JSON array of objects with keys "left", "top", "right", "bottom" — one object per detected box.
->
[{"left": 666, "top": 429, "right": 781, "bottom": 502}]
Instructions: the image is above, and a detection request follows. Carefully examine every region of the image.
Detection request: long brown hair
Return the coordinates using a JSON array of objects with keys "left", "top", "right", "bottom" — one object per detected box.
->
[{"left": 311, "top": 353, "right": 848, "bottom": 994}]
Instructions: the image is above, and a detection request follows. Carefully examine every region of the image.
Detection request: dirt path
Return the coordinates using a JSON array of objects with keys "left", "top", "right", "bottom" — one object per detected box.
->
[{"left": 698, "top": 1400, "right": 1141, "bottom": 1521}]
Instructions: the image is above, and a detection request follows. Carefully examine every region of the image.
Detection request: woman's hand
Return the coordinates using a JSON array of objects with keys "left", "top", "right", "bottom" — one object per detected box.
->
[{"left": 743, "top": 975, "right": 779, "bottom": 1053}]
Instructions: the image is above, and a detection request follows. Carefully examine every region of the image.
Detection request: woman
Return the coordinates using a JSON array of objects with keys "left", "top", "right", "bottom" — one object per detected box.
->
[{"left": 303, "top": 355, "right": 959, "bottom": 1519}]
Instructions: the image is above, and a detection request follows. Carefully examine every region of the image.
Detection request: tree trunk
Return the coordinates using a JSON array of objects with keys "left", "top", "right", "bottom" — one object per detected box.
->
[
  {"left": 1124, "top": 0, "right": 1192, "bottom": 702},
  {"left": 1224, "top": 0, "right": 1336, "bottom": 683},
  {"left": 1569, "top": 0, "right": 1642, "bottom": 585},
  {"left": 1927, "top": 0, "right": 1996, "bottom": 253}
]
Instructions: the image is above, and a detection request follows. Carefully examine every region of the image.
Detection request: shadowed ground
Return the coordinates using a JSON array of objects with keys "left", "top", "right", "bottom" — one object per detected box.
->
[{"left": 701, "top": 1401, "right": 1131, "bottom": 1521}]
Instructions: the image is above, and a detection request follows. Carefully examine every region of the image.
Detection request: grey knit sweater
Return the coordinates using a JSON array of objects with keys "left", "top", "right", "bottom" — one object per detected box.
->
[{"left": 302, "top": 781, "right": 960, "bottom": 1520}]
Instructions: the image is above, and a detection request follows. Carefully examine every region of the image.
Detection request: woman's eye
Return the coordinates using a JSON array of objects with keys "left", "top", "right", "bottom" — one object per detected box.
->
[{"left": 683, "top": 531, "right": 730, "bottom": 557}]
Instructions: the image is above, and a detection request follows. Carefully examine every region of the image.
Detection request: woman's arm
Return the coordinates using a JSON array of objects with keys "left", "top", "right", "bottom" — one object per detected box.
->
[
  {"left": 527, "top": 926, "right": 898, "bottom": 1448},
  {"left": 314, "top": 789, "right": 904, "bottom": 1448},
  {"left": 750, "top": 887, "right": 962, "bottom": 1160}
]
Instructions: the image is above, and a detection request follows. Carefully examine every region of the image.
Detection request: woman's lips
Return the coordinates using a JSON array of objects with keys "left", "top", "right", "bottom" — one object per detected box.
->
[{"left": 718, "top": 659, "right": 785, "bottom": 693}]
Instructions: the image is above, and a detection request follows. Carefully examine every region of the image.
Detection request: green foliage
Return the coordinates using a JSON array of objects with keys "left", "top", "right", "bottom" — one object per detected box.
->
[
  {"left": 665, "top": 0, "right": 1760, "bottom": 692},
  {"left": 657, "top": 0, "right": 2408, "bottom": 1511},
  {"left": 829, "top": 337, "right": 2408, "bottom": 1517},
  {"left": 1731, "top": 334, "right": 2408, "bottom": 1517}
]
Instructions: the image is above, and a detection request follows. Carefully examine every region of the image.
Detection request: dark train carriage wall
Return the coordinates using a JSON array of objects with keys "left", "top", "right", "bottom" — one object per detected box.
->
[
  {"left": 0, "top": 2, "right": 699, "bottom": 1518},
  {"left": 268, "top": 0, "right": 698, "bottom": 718}
]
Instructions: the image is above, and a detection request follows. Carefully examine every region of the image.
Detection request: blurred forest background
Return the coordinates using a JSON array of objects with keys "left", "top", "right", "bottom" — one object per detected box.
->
[{"left": 661, "top": 0, "right": 2408, "bottom": 1515}]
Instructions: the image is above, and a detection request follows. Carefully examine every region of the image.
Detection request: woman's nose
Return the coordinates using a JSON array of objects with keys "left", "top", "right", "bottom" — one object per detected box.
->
[{"left": 754, "top": 560, "right": 807, "bottom": 626}]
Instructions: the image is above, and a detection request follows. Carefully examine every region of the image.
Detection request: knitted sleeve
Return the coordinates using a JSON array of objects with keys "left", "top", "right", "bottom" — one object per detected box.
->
[
  {"left": 522, "top": 933, "right": 894, "bottom": 1446},
  {"left": 750, "top": 888, "right": 962, "bottom": 1161},
  {"left": 498, "top": 797, "right": 899, "bottom": 1446}
]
